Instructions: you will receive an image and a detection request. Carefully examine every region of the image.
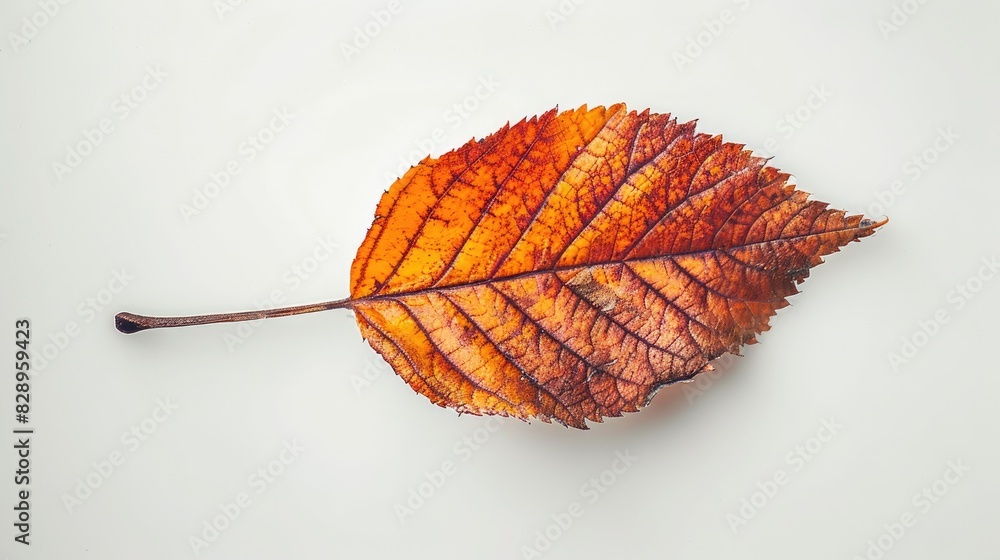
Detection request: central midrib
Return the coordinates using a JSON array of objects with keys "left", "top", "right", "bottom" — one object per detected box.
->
[{"left": 347, "top": 222, "right": 874, "bottom": 307}]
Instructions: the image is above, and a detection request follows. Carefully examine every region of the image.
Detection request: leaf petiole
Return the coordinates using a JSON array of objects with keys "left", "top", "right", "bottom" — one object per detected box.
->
[{"left": 114, "top": 298, "right": 353, "bottom": 334}]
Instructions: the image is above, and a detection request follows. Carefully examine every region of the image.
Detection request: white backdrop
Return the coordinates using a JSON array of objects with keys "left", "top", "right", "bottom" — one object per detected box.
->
[{"left": 2, "top": 1, "right": 998, "bottom": 558}]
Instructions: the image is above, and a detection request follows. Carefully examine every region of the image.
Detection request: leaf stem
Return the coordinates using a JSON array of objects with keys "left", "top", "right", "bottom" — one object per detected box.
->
[{"left": 115, "top": 298, "right": 353, "bottom": 334}]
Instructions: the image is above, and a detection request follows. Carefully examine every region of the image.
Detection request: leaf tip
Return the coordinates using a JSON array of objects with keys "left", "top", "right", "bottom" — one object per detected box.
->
[
  {"left": 860, "top": 216, "right": 889, "bottom": 230},
  {"left": 855, "top": 215, "right": 889, "bottom": 239}
]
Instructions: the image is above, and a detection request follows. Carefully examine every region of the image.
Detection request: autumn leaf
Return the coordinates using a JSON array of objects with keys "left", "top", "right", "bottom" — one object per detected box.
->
[{"left": 116, "top": 103, "right": 885, "bottom": 429}]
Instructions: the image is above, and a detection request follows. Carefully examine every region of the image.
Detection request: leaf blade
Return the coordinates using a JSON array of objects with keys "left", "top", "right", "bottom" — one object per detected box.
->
[{"left": 349, "top": 104, "right": 883, "bottom": 427}]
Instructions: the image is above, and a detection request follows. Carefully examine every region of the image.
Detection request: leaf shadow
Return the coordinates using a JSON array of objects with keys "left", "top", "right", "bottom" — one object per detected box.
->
[
  {"left": 510, "top": 353, "right": 748, "bottom": 443},
  {"left": 597, "top": 353, "right": 745, "bottom": 434}
]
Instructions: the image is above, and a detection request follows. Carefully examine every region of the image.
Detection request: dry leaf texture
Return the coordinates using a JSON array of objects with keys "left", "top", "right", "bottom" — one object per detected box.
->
[{"left": 347, "top": 104, "right": 883, "bottom": 428}]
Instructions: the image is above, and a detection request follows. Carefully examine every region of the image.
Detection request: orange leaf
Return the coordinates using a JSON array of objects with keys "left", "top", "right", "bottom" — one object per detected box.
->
[
  {"left": 348, "top": 104, "right": 884, "bottom": 428},
  {"left": 115, "top": 103, "right": 885, "bottom": 429}
]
